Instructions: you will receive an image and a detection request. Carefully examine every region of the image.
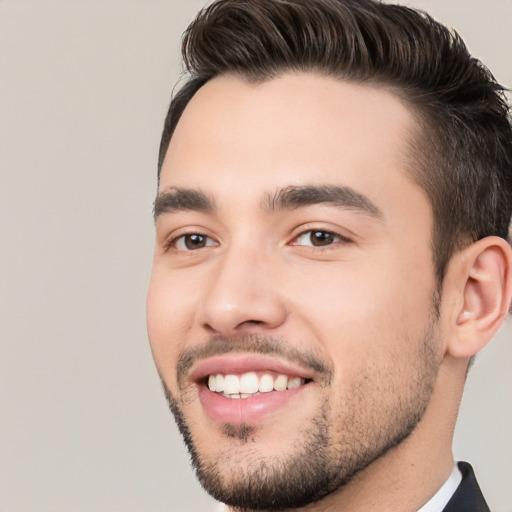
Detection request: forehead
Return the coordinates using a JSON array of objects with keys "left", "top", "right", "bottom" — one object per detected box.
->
[{"left": 160, "top": 73, "right": 421, "bottom": 212}]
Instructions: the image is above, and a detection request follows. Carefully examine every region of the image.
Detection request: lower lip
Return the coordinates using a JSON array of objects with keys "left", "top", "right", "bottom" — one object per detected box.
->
[{"left": 197, "top": 384, "right": 309, "bottom": 424}]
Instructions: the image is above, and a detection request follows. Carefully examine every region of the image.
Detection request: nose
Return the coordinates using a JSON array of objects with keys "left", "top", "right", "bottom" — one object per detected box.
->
[{"left": 197, "top": 246, "right": 288, "bottom": 336}]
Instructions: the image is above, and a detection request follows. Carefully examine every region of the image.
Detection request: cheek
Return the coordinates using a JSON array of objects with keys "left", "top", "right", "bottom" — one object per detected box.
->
[
  {"left": 146, "top": 272, "right": 195, "bottom": 382},
  {"left": 289, "top": 253, "right": 436, "bottom": 367}
]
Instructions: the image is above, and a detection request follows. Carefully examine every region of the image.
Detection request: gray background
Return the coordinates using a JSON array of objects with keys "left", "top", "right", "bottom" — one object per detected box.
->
[{"left": 0, "top": 1, "right": 510, "bottom": 511}]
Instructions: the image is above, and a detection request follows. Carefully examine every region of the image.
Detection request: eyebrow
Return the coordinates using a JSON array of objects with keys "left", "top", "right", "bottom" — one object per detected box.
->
[
  {"left": 153, "top": 184, "right": 382, "bottom": 221},
  {"left": 153, "top": 187, "right": 215, "bottom": 220},
  {"left": 265, "top": 185, "right": 382, "bottom": 218}
]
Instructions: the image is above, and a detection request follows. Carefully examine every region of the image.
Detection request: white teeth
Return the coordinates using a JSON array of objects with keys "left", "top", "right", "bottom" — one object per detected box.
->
[
  {"left": 215, "top": 374, "right": 224, "bottom": 392},
  {"left": 208, "top": 375, "right": 217, "bottom": 392},
  {"left": 239, "top": 372, "right": 259, "bottom": 394},
  {"left": 258, "top": 374, "right": 274, "bottom": 393},
  {"left": 207, "top": 371, "right": 306, "bottom": 395},
  {"left": 287, "top": 376, "right": 302, "bottom": 390},
  {"left": 223, "top": 374, "right": 240, "bottom": 395},
  {"left": 273, "top": 374, "right": 288, "bottom": 391}
]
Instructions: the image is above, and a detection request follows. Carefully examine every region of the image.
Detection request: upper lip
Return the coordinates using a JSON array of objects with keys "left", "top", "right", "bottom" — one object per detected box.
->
[{"left": 189, "top": 354, "right": 315, "bottom": 383}]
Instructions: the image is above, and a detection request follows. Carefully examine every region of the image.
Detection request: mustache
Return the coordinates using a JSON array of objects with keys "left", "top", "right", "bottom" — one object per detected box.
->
[{"left": 176, "top": 334, "right": 333, "bottom": 387}]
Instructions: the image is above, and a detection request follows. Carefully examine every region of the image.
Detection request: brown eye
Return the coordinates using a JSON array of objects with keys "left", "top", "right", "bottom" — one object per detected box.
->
[
  {"left": 185, "top": 234, "right": 206, "bottom": 249},
  {"left": 310, "top": 231, "right": 335, "bottom": 246},
  {"left": 175, "top": 233, "right": 216, "bottom": 251},
  {"left": 293, "top": 230, "right": 342, "bottom": 247}
]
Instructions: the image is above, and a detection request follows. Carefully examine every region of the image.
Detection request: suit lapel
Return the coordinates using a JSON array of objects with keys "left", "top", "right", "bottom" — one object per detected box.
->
[{"left": 442, "top": 462, "right": 490, "bottom": 512}]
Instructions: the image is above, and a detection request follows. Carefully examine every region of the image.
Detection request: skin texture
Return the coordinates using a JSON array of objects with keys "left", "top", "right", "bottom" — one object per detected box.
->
[{"left": 147, "top": 74, "right": 511, "bottom": 511}]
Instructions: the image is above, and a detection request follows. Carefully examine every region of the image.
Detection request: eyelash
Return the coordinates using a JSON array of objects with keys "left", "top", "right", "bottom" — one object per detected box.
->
[
  {"left": 290, "top": 229, "right": 352, "bottom": 249},
  {"left": 164, "top": 228, "right": 351, "bottom": 252},
  {"left": 164, "top": 232, "right": 217, "bottom": 252}
]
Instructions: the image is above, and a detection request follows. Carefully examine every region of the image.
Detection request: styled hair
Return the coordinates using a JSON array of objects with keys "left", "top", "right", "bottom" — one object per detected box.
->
[{"left": 158, "top": 0, "right": 512, "bottom": 282}]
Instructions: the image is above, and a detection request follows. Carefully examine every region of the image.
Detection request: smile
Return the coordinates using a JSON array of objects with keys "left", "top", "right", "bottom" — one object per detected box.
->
[
  {"left": 208, "top": 371, "right": 306, "bottom": 398},
  {"left": 190, "top": 355, "right": 315, "bottom": 423}
]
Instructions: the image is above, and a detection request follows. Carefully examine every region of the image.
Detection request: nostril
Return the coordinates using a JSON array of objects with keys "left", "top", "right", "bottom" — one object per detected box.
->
[
  {"left": 202, "top": 323, "right": 218, "bottom": 334},
  {"left": 235, "top": 319, "right": 266, "bottom": 330}
]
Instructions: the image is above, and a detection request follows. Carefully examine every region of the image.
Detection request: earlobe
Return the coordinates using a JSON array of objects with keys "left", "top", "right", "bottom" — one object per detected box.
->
[{"left": 447, "top": 236, "right": 512, "bottom": 359}]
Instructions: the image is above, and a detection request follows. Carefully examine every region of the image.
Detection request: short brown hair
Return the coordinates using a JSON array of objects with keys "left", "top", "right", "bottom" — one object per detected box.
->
[{"left": 158, "top": 0, "right": 512, "bottom": 282}]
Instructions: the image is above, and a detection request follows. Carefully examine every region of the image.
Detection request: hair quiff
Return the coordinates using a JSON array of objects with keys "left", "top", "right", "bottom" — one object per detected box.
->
[{"left": 159, "top": 0, "right": 512, "bottom": 282}]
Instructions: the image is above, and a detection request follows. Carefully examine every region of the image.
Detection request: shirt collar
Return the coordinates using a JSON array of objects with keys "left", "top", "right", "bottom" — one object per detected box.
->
[{"left": 417, "top": 463, "right": 462, "bottom": 512}]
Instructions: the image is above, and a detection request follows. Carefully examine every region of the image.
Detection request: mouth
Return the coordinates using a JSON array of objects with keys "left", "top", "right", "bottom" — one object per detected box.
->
[
  {"left": 207, "top": 371, "right": 309, "bottom": 398},
  {"left": 190, "top": 355, "right": 315, "bottom": 424}
]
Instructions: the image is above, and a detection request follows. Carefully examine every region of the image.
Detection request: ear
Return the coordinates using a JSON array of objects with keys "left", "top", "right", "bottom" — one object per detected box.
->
[{"left": 445, "top": 236, "right": 512, "bottom": 359}]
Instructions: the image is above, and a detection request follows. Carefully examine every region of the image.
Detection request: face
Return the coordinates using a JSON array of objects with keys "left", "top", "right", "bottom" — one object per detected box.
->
[{"left": 147, "top": 74, "right": 444, "bottom": 510}]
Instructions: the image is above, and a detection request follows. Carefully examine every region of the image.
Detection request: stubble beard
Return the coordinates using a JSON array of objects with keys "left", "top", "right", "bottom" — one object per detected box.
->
[{"left": 162, "top": 313, "right": 442, "bottom": 511}]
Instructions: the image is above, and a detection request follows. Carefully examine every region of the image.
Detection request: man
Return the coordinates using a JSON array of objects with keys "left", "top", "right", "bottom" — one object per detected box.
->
[{"left": 146, "top": 0, "right": 512, "bottom": 510}]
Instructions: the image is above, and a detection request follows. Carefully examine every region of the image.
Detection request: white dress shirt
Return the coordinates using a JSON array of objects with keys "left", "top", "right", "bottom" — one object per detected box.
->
[{"left": 417, "top": 464, "right": 462, "bottom": 512}]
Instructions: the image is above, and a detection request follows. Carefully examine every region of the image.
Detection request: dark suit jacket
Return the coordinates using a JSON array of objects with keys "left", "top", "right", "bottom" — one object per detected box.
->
[{"left": 442, "top": 462, "right": 490, "bottom": 512}]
